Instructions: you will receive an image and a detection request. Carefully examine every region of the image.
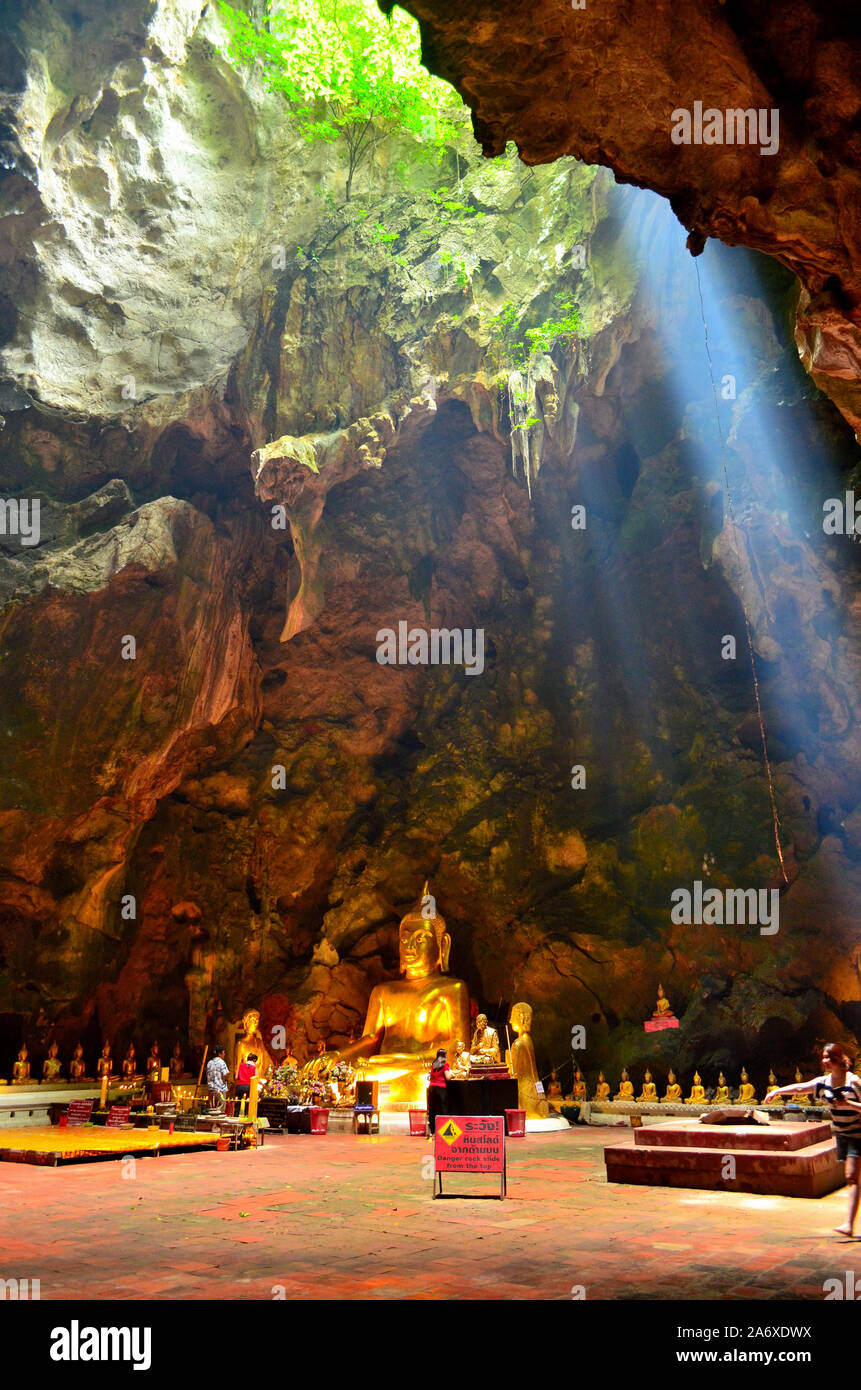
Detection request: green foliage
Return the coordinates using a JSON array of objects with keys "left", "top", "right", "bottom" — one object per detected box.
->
[
  {"left": 490, "top": 292, "right": 583, "bottom": 372},
  {"left": 219, "top": 0, "right": 463, "bottom": 199}
]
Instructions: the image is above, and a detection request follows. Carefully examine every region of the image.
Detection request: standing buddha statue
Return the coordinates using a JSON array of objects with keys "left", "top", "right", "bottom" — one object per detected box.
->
[{"left": 506, "top": 1002, "right": 548, "bottom": 1118}]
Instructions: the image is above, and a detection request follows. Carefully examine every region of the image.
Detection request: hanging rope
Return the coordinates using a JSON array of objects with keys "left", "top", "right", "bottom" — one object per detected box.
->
[{"left": 694, "top": 259, "right": 789, "bottom": 886}]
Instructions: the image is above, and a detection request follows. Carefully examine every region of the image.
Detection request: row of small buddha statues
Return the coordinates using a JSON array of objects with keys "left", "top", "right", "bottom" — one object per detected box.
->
[
  {"left": 580, "top": 1064, "right": 817, "bottom": 1106},
  {"left": 7, "top": 1039, "right": 188, "bottom": 1085}
]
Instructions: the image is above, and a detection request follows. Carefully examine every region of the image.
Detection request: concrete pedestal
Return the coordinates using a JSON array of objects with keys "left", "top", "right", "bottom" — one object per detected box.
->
[{"left": 605, "top": 1120, "right": 844, "bottom": 1198}]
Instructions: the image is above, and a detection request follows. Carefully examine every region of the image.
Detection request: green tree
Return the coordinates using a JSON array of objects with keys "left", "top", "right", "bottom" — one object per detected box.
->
[{"left": 219, "top": 0, "right": 463, "bottom": 200}]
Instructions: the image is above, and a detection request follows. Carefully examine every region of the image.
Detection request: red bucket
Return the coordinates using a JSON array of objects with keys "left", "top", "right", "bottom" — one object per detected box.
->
[
  {"left": 505, "top": 1108, "right": 526, "bottom": 1137},
  {"left": 408, "top": 1110, "right": 427, "bottom": 1136},
  {"left": 310, "top": 1107, "right": 329, "bottom": 1135}
]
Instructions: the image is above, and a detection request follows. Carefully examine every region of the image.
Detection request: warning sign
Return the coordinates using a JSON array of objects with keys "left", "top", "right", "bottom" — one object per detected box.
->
[
  {"left": 433, "top": 1115, "right": 506, "bottom": 1197},
  {"left": 437, "top": 1118, "right": 463, "bottom": 1147}
]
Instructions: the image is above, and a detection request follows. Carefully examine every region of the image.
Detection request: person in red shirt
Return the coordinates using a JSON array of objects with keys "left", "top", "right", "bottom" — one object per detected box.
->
[
  {"left": 235, "top": 1052, "right": 258, "bottom": 1109},
  {"left": 426, "top": 1048, "right": 451, "bottom": 1138}
]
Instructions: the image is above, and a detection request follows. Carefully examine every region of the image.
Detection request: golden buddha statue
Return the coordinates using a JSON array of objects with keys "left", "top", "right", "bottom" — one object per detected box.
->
[
  {"left": 663, "top": 1067, "right": 682, "bottom": 1102},
  {"left": 470, "top": 1013, "right": 501, "bottom": 1063},
  {"left": 69, "top": 1042, "right": 86, "bottom": 1081},
  {"left": 614, "top": 1067, "right": 634, "bottom": 1101},
  {"left": 336, "top": 884, "right": 470, "bottom": 1105},
  {"left": 42, "top": 1041, "right": 63, "bottom": 1083},
  {"left": 547, "top": 1069, "right": 563, "bottom": 1100},
  {"left": 767, "top": 1068, "right": 778, "bottom": 1094},
  {"left": 235, "top": 1009, "right": 274, "bottom": 1077},
  {"left": 571, "top": 1067, "right": 587, "bottom": 1103},
  {"left": 637, "top": 1068, "right": 658, "bottom": 1103},
  {"left": 788, "top": 1064, "right": 806, "bottom": 1104},
  {"left": 594, "top": 1071, "right": 611, "bottom": 1101},
  {"left": 506, "top": 1002, "right": 549, "bottom": 1118},
  {"left": 736, "top": 1067, "right": 757, "bottom": 1104},
  {"left": 685, "top": 1071, "right": 706, "bottom": 1104},
  {"left": 96, "top": 1042, "right": 113, "bottom": 1078},
  {"left": 12, "top": 1045, "right": 31, "bottom": 1084},
  {"left": 146, "top": 1042, "right": 160, "bottom": 1078},
  {"left": 122, "top": 1044, "right": 138, "bottom": 1079},
  {"left": 653, "top": 983, "right": 673, "bottom": 1017},
  {"left": 450, "top": 1039, "right": 471, "bottom": 1077},
  {"left": 714, "top": 1071, "right": 731, "bottom": 1103},
  {"left": 169, "top": 1043, "right": 184, "bottom": 1080}
]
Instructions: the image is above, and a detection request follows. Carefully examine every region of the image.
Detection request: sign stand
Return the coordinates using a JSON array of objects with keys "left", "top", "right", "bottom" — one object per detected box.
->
[{"left": 432, "top": 1115, "right": 507, "bottom": 1199}]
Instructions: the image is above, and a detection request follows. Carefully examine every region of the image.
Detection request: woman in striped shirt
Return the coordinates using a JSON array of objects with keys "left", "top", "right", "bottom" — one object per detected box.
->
[{"left": 766, "top": 1043, "right": 861, "bottom": 1237}]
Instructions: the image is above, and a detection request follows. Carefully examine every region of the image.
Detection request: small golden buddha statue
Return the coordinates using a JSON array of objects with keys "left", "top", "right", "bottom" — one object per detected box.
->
[
  {"left": 169, "top": 1043, "right": 184, "bottom": 1080},
  {"left": 714, "top": 1071, "right": 731, "bottom": 1103},
  {"left": 788, "top": 1064, "right": 807, "bottom": 1104},
  {"left": 637, "top": 1068, "right": 658, "bottom": 1103},
  {"left": 146, "top": 1042, "right": 161, "bottom": 1078},
  {"left": 42, "top": 1041, "right": 62, "bottom": 1083},
  {"left": 235, "top": 1010, "right": 274, "bottom": 1077},
  {"left": 12, "top": 1045, "right": 31, "bottom": 1084},
  {"left": 69, "top": 1042, "right": 86, "bottom": 1080},
  {"left": 336, "top": 883, "right": 471, "bottom": 1105},
  {"left": 685, "top": 1071, "right": 706, "bottom": 1104},
  {"left": 614, "top": 1067, "right": 634, "bottom": 1101},
  {"left": 653, "top": 983, "right": 673, "bottom": 1017},
  {"left": 96, "top": 1042, "right": 113, "bottom": 1078},
  {"left": 767, "top": 1068, "right": 778, "bottom": 1093},
  {"left": 663, "top": 1068, "right": 682, "bottom": 1102},
  {"left": 571, "top": 1067, "right": 587, "bottom": 1103},
  {"left": 122, "top": 1044, "right": 138, "bottom": 1079},
  {"left": 450, "top": 1039, "right": 471, "bottom": 1077},
  {"left": 470, "top": 1013, "right": 501, "bottom": 1063},
  {"left": 736, "top": 1066, "right": 757, "bottom": 1104},
  {"left": 547, "top": 1069, "right": 563, "bottom": 1100},
  {"left": 506, "top": 1002, "right": 548, "bottom": 1117},
  {"left": 594, "top": 1071, "right": 611, "bottom": 1101}
]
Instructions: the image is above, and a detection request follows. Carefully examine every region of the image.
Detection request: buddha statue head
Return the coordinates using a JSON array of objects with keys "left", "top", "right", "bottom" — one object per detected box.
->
[
  {"left": 48, "top": 1040, "right": 58, "bottom": 1058},
  {"left": 101, "top": 1041, "right": 111, "bottom": 1057},
  {"left": 644, "top": 1067, "right": 652, "bottom": 1082},
  {"left": 242, "top": 1009, "right": 261, "bottom": 1036},
  {"left": 18, "top": 1044, "right": 27, "bottom": 1061},
  {"left": 693, "top": 1070, "right": 701, "bottom": 1084},
  {"left": 718, "top": 1071, "right": 726, "bottom": 1085},
  {"left": 398, "top": 884, "right": 449, "bottom": 980},
  {"left": 510, "top": 1002, "right": 532, "bottom": 1036},
  {"left": 667, "top": 1067, "right": 676, "bottom": 1082}
]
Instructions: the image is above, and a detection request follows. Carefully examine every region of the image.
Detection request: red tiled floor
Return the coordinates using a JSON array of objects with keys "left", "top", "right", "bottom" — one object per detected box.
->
[{"left": 1, "top": 1126, "right": 859, "bottom": 1300}]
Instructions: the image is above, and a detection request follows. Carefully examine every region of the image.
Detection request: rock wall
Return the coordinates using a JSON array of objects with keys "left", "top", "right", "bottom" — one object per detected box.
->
[{"left": 1, "top": 1, "right": 859, "bottom": 1091}]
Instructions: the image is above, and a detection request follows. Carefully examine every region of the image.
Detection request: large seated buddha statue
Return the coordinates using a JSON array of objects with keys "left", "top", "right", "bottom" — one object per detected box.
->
[{"left": 335, "top": 883, "right": 470, "bottom": 1105}]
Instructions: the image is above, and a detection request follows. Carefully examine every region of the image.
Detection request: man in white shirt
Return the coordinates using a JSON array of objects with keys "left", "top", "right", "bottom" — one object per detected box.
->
[{"left": 206, "top": 1046, "right": 229, "bottom": 1113}]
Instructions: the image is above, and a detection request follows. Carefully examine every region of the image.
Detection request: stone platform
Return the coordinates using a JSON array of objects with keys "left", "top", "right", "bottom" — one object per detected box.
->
[{"left": 605, "top": 1120, "right": 844, "bottom": 1198}]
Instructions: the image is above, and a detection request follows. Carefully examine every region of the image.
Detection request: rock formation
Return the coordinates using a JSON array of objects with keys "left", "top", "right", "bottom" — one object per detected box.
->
[{"left": 0, "top": 1, "right": 859, "bottom": 1084}]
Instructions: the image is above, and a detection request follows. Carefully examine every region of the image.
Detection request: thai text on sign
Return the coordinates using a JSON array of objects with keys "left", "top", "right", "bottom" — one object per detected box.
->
[{"left": 434, "top": 1115, "right": 504, "bottom": 1173}]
